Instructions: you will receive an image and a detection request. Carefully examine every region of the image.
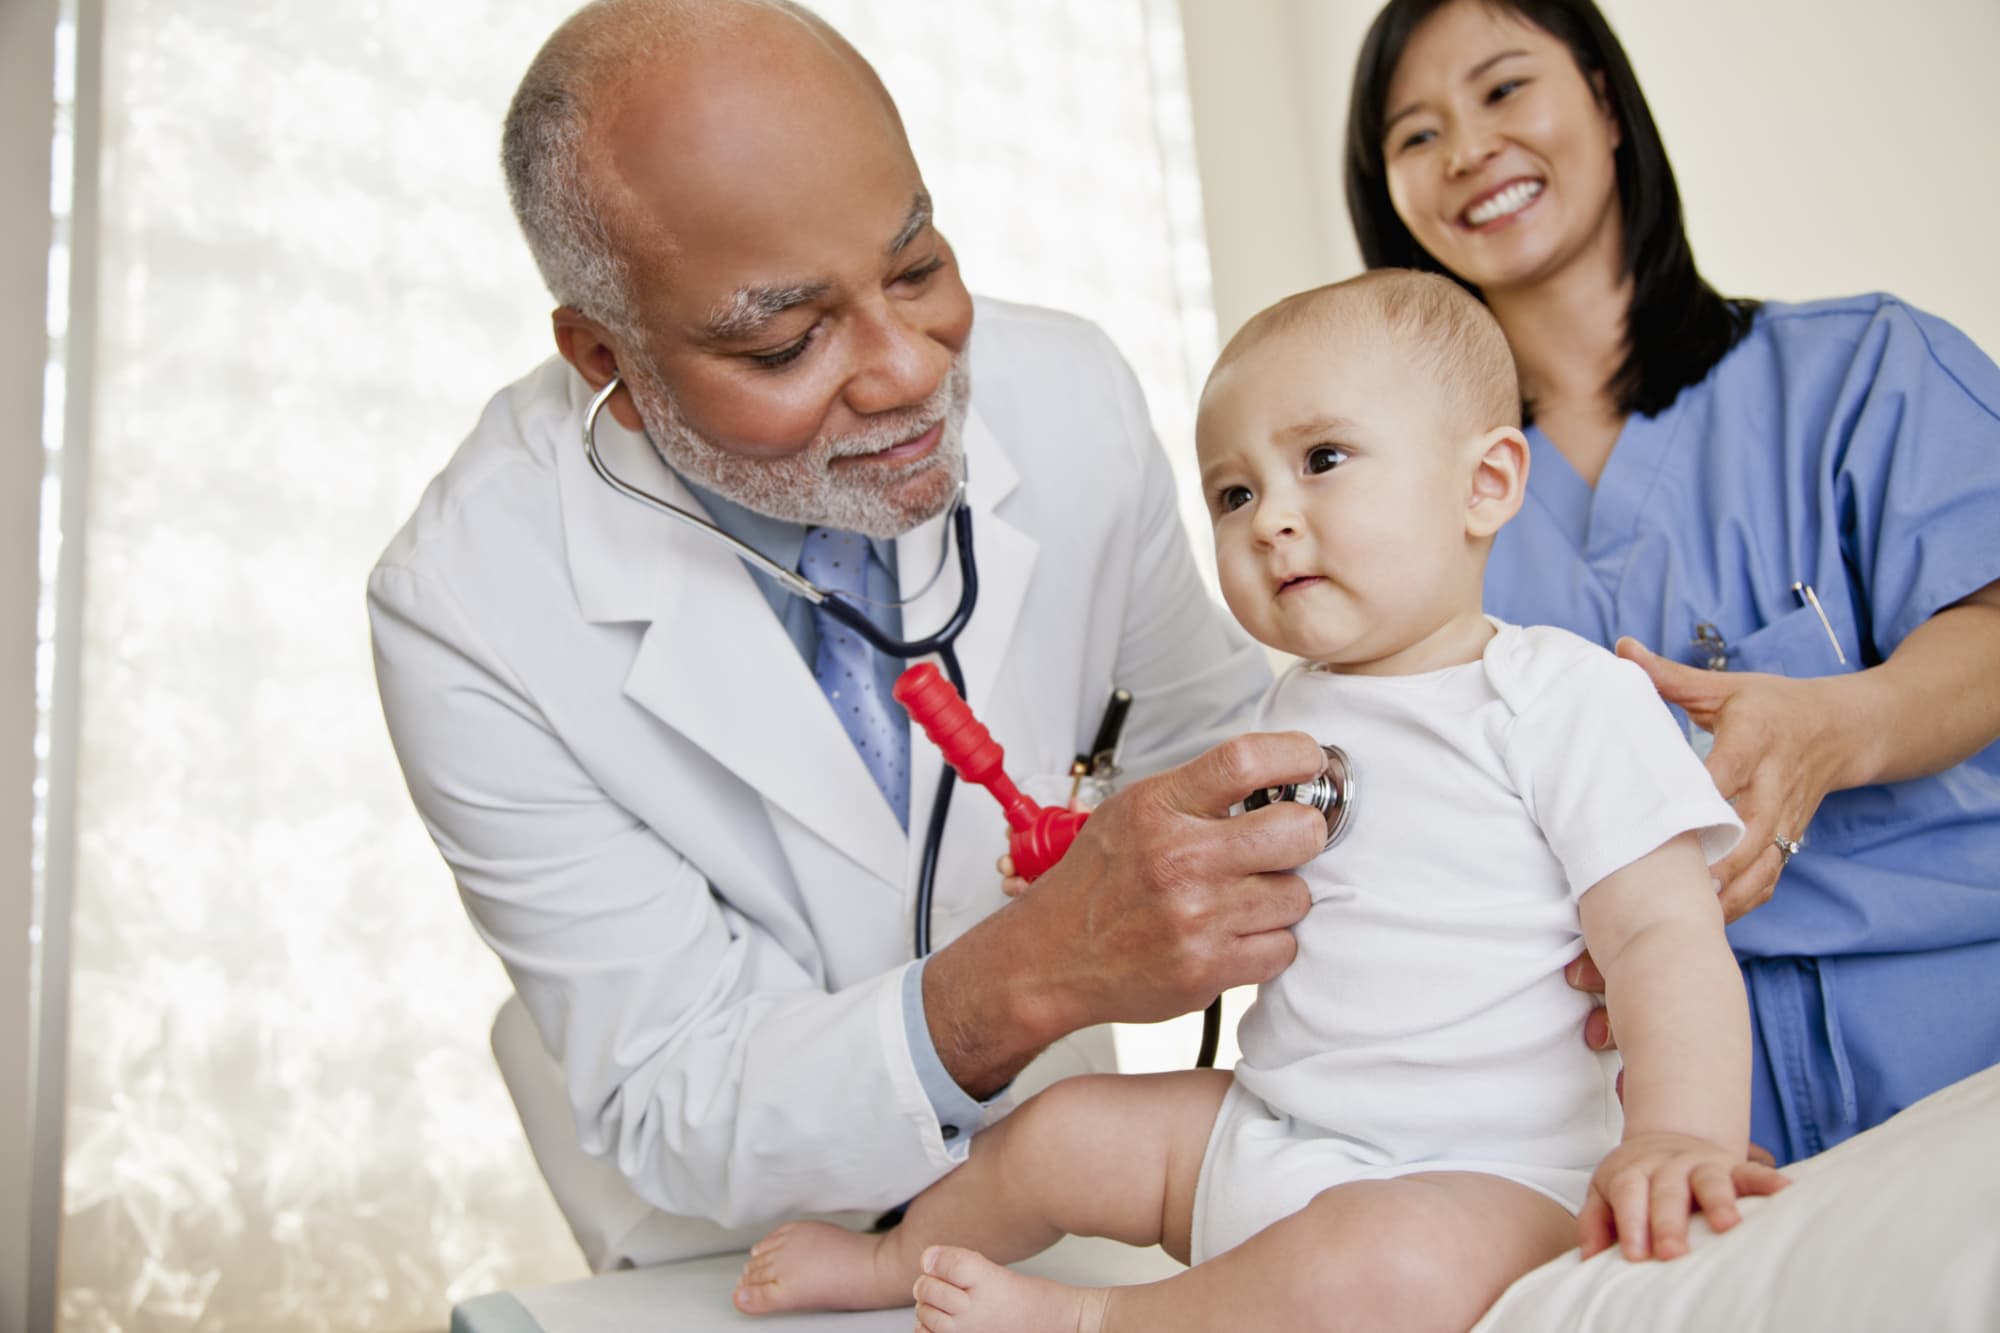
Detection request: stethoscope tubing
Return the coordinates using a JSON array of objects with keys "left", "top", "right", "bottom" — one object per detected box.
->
[
  {"left": 582, "top": 374, "right": 1231, "bottom": 1068},
  {"left": 583, "top": 373, "right": 976, "bottom": 960},
  {"left": 583, "top": 377, "right": 826, "bottom": 601}
]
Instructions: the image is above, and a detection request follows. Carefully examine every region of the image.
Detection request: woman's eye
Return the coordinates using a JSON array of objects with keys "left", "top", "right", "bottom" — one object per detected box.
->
[
  {"left": 1306, "top": 446, "right": 1347, "bottom": 474},
  {"left": 1395, "top": 127, "right": 1436, "bottom": 153},
  {"left": 1488, "top": 78, "right": 1525, "bottom": 103},
  {"left": 1217, "top": 485, "right": 1253, "bottom": 514},
  {"left": 749, "top": 328, "right": 817, "bottom": 370}
]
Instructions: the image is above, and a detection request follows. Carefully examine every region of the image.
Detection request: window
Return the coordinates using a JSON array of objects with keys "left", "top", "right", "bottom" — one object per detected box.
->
[{"left": 54, "top": 2, "right": 1217, "bottom": 1326}]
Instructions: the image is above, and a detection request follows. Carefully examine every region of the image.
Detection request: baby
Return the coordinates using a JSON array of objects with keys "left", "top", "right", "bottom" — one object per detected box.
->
[{"left": 733, "top": 271, "right": 1787, "bottom": 1333}]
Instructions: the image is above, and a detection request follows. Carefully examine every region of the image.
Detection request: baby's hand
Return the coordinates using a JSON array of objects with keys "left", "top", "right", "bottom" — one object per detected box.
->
[
  {"left": 995, "top": 854, "right": 1032, "bottom": 898},
  {"left": 1580, "top": 1132, "right": 1789, "bottom": 1261}
]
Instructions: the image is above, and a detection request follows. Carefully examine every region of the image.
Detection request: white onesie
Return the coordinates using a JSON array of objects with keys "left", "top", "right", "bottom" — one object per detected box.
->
[{"left": 1191, "top": 621, "right": 1741, "bottom": 1263}]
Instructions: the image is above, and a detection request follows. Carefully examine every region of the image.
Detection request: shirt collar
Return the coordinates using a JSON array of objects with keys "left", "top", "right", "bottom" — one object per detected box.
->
[{"left": 679, "top": 474, "right": 899, "bottom": 576}]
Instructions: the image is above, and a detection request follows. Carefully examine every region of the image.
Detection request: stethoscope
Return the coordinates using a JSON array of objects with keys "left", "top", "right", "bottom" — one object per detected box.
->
[
  {"left": 585, "top": 374, "right": 1351, "bottom": 1072},
  {"left": 584, "top": 375, "right": 975, "bottom": 960}
]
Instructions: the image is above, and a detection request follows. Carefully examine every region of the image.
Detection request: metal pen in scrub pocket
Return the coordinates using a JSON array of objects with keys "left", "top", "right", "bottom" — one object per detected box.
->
[{"left": 1792, "top": 582, "right": 1848, "bottom": 665}]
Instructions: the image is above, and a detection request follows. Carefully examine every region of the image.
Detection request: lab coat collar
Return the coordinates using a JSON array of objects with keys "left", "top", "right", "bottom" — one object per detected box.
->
[{"left": 553, "top": 369, "right": 1034, "bottom": 894}]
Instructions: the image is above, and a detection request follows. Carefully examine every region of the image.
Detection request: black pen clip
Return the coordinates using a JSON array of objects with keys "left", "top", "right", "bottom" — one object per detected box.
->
[{"left": 1066, "top": 687, "right": 1134, "bottom": 805}]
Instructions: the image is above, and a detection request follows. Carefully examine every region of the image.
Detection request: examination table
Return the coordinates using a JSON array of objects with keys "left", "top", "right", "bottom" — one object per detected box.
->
[{"left": 454, "top": 1002, "right": 2000, "bottom": 1331}]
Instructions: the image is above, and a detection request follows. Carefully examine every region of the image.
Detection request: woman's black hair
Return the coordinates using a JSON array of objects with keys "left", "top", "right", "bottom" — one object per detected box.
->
[{"left": 1344, "top": 0, "right": 1756, "bottom": 419}]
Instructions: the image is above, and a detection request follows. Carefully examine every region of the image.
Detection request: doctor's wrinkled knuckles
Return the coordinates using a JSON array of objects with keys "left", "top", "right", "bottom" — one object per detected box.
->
[{"left": 5, "top": 1, "right": 1999, "bottom": 1332}]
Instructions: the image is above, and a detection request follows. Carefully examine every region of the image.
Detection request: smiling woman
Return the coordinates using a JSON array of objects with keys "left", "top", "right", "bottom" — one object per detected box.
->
[{"left": 1374, "top": 15, "right": 1626, "bottom": 296}]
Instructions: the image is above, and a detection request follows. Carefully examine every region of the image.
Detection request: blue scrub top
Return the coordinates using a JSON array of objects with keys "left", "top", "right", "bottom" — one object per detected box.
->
[{"left": 1485, "top": 294, "right": 2000, "bottom": 1158}]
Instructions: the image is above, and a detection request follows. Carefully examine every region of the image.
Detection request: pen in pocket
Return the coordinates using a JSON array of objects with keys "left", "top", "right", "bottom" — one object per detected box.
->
[{"left": 1792, "top": 582, "right": 1848, "bottom": 665}]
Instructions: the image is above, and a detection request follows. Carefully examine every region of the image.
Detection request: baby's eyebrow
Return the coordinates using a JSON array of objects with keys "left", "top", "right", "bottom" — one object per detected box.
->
[
  {"left": 1275, "top": 415, "right": 1363, "bottom": 443},
  {"left": 1197, "top": 452, "right": 1245, "bottom": 489}
]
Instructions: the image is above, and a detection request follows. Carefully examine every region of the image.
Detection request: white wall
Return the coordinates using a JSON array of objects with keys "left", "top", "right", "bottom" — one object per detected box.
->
[
  {"left": 1182, "top": 0, "right": 2000, "bottom": 357},
  {"left": 1175, "top": 1, "right": 1339, "bottom": 342},
  {"left": 1608, "top": 0, "right": 2000, "bottom": 356}
]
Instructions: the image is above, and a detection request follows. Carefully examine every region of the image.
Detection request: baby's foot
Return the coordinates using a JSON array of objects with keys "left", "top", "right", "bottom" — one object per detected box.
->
[
  {"left": 913, "top": 1246, "right": 1110, "bottom": 1333},
  {"left": 733, "top": 1220, "right": 905, "bottom": 1315}
]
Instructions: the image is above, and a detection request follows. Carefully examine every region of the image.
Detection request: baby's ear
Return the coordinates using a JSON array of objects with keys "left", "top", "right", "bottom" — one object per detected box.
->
[{"left": 1466, "top": 426, "right": 1529, "bottom": 538}]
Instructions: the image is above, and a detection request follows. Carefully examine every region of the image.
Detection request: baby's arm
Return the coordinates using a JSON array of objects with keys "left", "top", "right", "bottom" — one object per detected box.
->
[{"left": 1575, "top": 832, "right": 1789, "bottom": 1260}]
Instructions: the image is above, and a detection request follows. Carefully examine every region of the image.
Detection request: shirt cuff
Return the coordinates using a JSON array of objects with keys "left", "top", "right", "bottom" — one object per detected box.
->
[{"left": 901, "top": 957, "right": 1001, "bottom": 1160}]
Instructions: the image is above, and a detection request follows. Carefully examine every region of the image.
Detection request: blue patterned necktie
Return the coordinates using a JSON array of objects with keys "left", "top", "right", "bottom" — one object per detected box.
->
[{"left": 800, "top": 527, "right": 910, "bottom": 828}]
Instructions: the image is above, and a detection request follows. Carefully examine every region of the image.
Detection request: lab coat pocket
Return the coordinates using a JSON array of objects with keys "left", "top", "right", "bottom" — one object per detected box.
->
[{"left": 1727, "top": 600, "right": 1858, "bottom": 680}]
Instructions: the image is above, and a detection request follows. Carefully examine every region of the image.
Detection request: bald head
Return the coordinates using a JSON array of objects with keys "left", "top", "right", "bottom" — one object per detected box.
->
[
  {"left": 1214, "top": 271, "right": 1520, "bottom": 442},
  {"left": 501, "top": 0, "right": 903, "bottom": 339}
]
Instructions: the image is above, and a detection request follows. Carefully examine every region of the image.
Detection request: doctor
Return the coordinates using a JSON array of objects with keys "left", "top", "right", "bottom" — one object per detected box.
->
[{"left": 369, "top": 0, "right": 1325, "bottom": 1259}]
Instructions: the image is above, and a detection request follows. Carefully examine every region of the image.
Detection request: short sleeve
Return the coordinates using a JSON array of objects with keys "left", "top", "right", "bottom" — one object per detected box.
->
[
  {"left": 1504, "top": 645, "right": 1743, "bottom": 900},
  {"left": 1828, "top": 302, "right": 2000, "bottom": 655}
]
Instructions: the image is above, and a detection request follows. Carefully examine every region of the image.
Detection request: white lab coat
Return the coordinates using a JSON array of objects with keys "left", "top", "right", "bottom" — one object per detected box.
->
[{"left": 368, "top": 297, "right": 1268, "bottom": 1248}]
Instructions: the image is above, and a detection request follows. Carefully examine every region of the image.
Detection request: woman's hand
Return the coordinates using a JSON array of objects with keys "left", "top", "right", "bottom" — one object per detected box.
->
[
  {"left": 1579, "top": 1132, "right": 1789, "bottom": 1261},
  {"left": 1614, "top": 637, "right": 1850, "bottom": 922}
]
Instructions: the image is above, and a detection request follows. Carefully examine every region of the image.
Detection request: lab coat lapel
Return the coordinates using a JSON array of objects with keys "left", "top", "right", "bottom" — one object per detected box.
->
[
  {"left": 555, "top": 381, "right": 907, "bottom": 891},
  {"left": 899, "top": 411, "right": 1036, "bottom": 871}
]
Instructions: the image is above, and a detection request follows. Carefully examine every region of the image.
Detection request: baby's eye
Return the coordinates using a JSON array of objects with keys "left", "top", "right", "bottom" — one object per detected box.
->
[
  {"left": 1216, "top": 484, "right": 1253, "bottom": 514},
  {"left": 1306, "top": 446, "right": 1348, "bottom": 474}
]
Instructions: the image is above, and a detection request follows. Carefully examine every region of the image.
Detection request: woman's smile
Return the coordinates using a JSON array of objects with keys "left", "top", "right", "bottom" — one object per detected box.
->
[{"left": 1462, "top": 177, "right": 1544, "bottom": 229}]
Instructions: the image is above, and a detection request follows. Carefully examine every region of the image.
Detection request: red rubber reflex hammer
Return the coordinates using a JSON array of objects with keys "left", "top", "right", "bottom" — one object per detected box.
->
[{"left": 893, "top": 662, "right": 1089, "bottom": 881}]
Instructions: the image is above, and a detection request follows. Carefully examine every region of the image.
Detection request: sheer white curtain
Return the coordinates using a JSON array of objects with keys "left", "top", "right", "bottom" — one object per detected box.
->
[{"left": 56, "top": 1, "right": 1218, "bottom": 1328}]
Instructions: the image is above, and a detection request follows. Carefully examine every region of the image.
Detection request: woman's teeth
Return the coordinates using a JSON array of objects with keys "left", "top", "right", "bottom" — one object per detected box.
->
[{"left": 1465, "top": 180, "right": 1543, "bottom": 227}]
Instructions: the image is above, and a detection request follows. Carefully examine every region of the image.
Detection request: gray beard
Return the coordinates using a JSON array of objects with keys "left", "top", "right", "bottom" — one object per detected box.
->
[{"left": 625, "top": 350, "right": 971, "bottom": 538}]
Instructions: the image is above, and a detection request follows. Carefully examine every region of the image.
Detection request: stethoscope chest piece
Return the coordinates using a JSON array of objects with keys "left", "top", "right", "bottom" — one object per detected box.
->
[{"left": 1243, "top": 743, "right": 1357, "bottom": 850}]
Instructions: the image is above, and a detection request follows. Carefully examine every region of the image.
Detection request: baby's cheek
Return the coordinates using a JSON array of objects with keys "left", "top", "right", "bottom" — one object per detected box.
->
[
  {"left": 1214, "top": 552, "right": 1255, "bottom": 614},
  {"left": 1217, "top": 579, "right": 1270, "bottom": 645}
]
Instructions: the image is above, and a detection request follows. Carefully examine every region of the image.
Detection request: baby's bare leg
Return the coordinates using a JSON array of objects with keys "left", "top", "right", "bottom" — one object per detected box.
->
[
  {"left": 915, "top": 1170, "right": 1573, "bottom": 1333},
  {"left": 734, "top": 1068, "right": 1230, "bottom": 1316}
]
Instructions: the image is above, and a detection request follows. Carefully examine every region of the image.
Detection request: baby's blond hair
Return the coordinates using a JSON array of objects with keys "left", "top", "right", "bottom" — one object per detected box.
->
[{"left": 1213, "top": 270, "right": 1520, "bottom": 439}]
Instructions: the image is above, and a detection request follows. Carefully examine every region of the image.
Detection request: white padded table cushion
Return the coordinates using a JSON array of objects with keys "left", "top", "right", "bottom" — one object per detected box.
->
[
  {"left": 1472, "top": 1059, "right": 2000, "bottom": 1331},
  {"left": 456, "top": 1062, "right": 2000, "bottom": 1332}
]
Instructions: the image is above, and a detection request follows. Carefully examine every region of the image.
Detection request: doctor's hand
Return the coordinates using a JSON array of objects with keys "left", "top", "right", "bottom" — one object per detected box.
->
[
  {"left": 1019, "top": 730, "right": 1328, "bottom": 1025},
  {"left": 1614, "top": 637, "right": 1847, "bottom": 924},
  {"left": 923, "top": 731, "right": 1327, "bottom": 1096},
  {"left": 997, "top": 787, "right": 1094, "bottom": 897}
]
